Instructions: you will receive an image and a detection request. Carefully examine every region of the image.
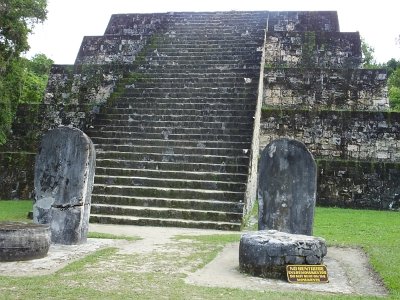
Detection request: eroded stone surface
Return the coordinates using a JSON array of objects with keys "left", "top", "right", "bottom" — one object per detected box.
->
[
  {"left": 33, "top": 126, "right": 96, "bottom": 244},
  {"left": 239, "top": 230, "right": 327, "bottom": 279},
  {"left": 0, "top": 222, "right": 50, "bottom": 261},
  {"left": 258, "top": 138, "right": 317, "bottom": 235}
]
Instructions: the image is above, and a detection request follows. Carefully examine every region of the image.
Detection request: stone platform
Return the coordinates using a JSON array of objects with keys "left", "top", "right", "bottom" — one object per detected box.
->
[{"left": 239, "top": 230, "right": 327, "bottom": 279}]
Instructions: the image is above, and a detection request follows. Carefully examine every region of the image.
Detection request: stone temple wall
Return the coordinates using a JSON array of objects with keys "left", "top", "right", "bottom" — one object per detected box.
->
[{"left": 260, "top": 11, "right": 398, "bottom": 210}]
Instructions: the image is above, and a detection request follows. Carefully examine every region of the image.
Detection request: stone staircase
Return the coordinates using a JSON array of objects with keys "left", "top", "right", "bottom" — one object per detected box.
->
[{"left": 87, "top": 12, "right": 266, "bottom": 230}]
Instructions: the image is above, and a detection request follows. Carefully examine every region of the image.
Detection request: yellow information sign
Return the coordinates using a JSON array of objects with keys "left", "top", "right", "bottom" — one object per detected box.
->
[{"left": 286, "top": 265, "right": 329, "bottom": 283}]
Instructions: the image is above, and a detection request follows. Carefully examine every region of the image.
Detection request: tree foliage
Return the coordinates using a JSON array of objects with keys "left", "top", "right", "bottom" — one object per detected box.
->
[
  {"left": 361, "top": 38, "right": 400, "bottom": 111},
  {"left": 20, "top": 53, "right": 53, "bottom": 103},
  {"left": 361, "top": 38, "right": 378, "bottom": 68},
  {"left": 0, "top": 0, "right": 47, "bottom": 144},
  {"left": 386, "top": 58, "right": 400, "bottom": 77},
  {"left": 0, "top": 0, "right": 47, "bottom": 65},
  {"left": 388, "top": 63, "right": 400, "bottom": 110}
]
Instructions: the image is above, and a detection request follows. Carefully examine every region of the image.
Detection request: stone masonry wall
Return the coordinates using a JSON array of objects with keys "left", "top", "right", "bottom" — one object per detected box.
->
[
  {"left": 104, "top": 13, "right": 167, "bottom": 35},
  {"left": 76, "top": 35, "right": 147, "bottom": 65},
  {"left": 260, "top": 11, "right": 398, "bottom": 211},
  {"left": 260, "top": 109, "right": 400, "bottom": 161},
  {"left": 76, "top": 13, "right": 167, "bottom": 65},
  {"left": 42, "top": 64, "right": 124, "bottom": 130},
  {"left": 267, "top": 11, "right": 339, "bottom": 32},
  {"left": 264, "top": 68, "right": 388, "bottom": 110},
  {"left": 265, "top": 32, "right": 361, "bottom": 68},
  {"left": 260, "top": 109, "right": 400, "bottom": 210},
  {"left": 0, "top": 152, "right": 35, "bottom": 199},
  {"left": 317, "top": 159, "right": 400, "bottom": 210}
]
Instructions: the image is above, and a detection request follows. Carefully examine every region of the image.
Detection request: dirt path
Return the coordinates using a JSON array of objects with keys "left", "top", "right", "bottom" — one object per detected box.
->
[{"left": 0, "top": 224, "right": 388, "bottom": 297}]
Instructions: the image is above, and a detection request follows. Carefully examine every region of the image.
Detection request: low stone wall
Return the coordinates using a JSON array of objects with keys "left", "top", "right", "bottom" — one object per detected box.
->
[
  {"left": 261, "top": 109, "right": 400, "bottom": 161},
  {"left": 317, "top": 159, "right": 400, "bottom": 210},
  {"left": 0, "top": 152, "right": 35, "bottom": 199},
  {"left": 264, "top": 68, "right": 388, "bottom": 110},
  {"left": 0, "top": 104, "right": 42, "bottom": 153}
]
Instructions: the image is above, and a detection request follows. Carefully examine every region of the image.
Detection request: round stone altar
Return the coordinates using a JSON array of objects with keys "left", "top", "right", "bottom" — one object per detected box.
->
[
  {"left": 239, "top": 230, "right": 327, "bottom": 279},
  {"left": 0, "top": 222, "right": 51, "bottom": 262}
]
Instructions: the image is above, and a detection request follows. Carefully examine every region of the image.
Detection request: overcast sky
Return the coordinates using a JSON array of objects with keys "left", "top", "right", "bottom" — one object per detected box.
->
[{"left": 27, "top": 0, "right": 399, "bottom": 64}]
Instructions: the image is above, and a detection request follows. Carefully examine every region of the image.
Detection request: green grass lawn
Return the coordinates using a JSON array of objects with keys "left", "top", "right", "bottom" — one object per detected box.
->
[
  {"left": 0, "top": 200, "right": 399, "bottom": 299},
  {"left": 0, "top": 200, "right": 32, "bottom": 221}
]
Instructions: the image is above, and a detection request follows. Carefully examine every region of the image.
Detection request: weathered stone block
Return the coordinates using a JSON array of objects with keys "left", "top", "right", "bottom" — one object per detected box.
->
[
  {"left": 33, "top": 126, "right": 95, "bottom": 244},
  {"left": 258, "top": 138, "right": 317, "bottom": 235},
  {"left": 239, "top": 230, "right": 327, "bottom": 279},
  {"left": 263, "top": 68, "right": 388, "bottom": 110}
]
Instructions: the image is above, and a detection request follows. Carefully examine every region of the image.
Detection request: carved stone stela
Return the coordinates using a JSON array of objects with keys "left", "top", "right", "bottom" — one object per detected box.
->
[{"left": 33, "top": 127, "right": 95, "bottom": 244}]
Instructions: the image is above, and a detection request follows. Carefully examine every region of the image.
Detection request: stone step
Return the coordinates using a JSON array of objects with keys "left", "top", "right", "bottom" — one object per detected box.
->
[
  {"left": 109, "top": 102, "right": 256, "bottom": 111},
  {"left": 113, "top": 96, "right": 257, "bottom": 105},
  {"left": 133, "top": 69, "right": 260, "bottom": 76},
  {"left": 99, "top": 108, "right": 255, "bottom": 118},
  {"left": 95, "top": 144, "right": 249, "bottom": 157},
  {"left": 142, "top": 63, "right": 260, "bottom": 70},
  {"left": 91, "top": 137, "right": 251, "bottom": 149},
  {"left": 89, "top": 214, "right": 241, "bottom": 231},
  {"left": 157, "top": 33, "right": 261, "bottom": 40},
  {"left": 119, "top": 76, "right": 259, "bottom": 85},
  {"left": 169, "top": 13, "right": 266, "bottom": 18},
  {"left": 94, "top": 167, "right": 247, "bottom": 182},
  {"left": 144, "top": 57, "right": 260, "bottom": 64},
  {"left": 150, "top": 45, "right": 262, "bottom": 52},
  {"left": 95, "top": 159, "right": 248, "bottom": 173},
  {"left": 94, "top": 115, "right": 254, "bottom": 125},
  {"left": 94, "top": 175, "right": 246, "bottom": 192},
  {"left": 91, "top": 194, "right": 243, "bottom": 213},
  {"left": 160, "top": 33, "right": 264, "bottom": 40},
  {"left": 165, "top": 19, "right": 266, "bottom": 25},
  {"left": 121, "top": 89, "right": 257, "bottom": 97},
  {"left": 90, "top": 120, "right": 253, "bottom": 130},
  {"left": 153, "top": 48, "right": 262, "bottom": 55},
  {"left": 96, "top": 151, "right": 249, "bottom": 165},
  {"left": 161, "top": 30, "right": 264, "bottom": 37},
  {"left": 92, "top": 184, "right": 244, "bottom": 202},
  {"left": 155, "top": 38, "right": 261, "bottom": 45},
  {"left": 168, "top": 15, "right": 266, "bottom": 21},
  {"left": 165, "top": 26, "right": 264, "bottom": 32},
  {"left": 91, "top": 204, "right": 242, "bottom": 223},
  {"left": 88, "top": 130, "right": 252, "bottom": 143},
  {"left": 169, "top": 12, "right": 267, "bottom": 17},
  {"left": 120, "top": 80, "right": 258, "bottom": 89}
]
